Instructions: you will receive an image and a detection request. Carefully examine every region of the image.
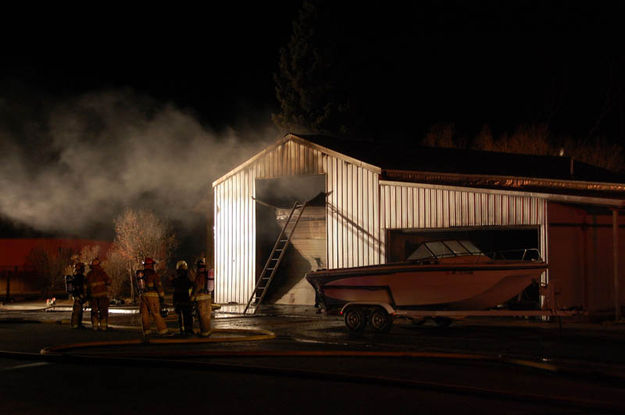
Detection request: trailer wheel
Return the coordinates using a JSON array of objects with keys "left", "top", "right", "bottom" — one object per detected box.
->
[
  {"left": 370, "top": 308, "right": 392, "bottom": 333},
  {"left": 434, "top": 317, "right": 453, "bottom": 328},
  {"left": 344, "top": 307, "right": 366, "bottom": 332}
]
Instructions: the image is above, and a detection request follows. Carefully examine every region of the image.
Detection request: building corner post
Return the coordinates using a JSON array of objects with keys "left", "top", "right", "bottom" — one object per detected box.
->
[{"left": 613, "top": 208, "right": 621, "bottom": 321}]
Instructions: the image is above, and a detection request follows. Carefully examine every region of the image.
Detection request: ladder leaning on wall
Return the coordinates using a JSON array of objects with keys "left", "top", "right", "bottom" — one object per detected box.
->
[{"left": 243, "top": 200, "right": 307, "bottom": 314}]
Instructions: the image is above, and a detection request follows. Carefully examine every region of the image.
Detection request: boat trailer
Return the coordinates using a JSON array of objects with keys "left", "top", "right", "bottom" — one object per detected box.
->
[{"left": 338, "top": 302, "right": 580, "bottom": 333}]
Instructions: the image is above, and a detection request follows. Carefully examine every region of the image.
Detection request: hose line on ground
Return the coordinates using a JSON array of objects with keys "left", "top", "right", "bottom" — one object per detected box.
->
[{"left": 40, "top": 328, "right": 276, "bottom": 354}]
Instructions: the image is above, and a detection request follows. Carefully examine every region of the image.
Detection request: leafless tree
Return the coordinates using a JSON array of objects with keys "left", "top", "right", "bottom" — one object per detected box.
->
[
  {"left": 25, "top": 245, "right": 75, "bottom": 298},
  {"left": 112, "top": 209, "right": 177, "bottom": 300},
  {"left": 79, "top": 245, "right": 101, "bottom": 267},
  {"left": 424, "top": 122, "right": 624, "bottom": 172},
  {"left": 101, "top": 248, "right": 130, "bottom": 299}
]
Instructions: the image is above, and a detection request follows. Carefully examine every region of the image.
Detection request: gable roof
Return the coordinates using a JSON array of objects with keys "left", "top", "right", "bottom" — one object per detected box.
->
[
  {"left": 298, "top": 134, "right": 624, "bottom": 183},
  {"left": 213, "top": 133, "right": 625, "bottom": 205}
]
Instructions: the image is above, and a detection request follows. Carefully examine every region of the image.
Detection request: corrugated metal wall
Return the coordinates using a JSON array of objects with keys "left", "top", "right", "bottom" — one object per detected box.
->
[
  {"left": 214, "top": 137, "right": 549, "bottom": 304},
  {"left": 214, "top": 169, "right": 255, "bottom": 304},
  {"left": 325, "top": 158, "right": 382, "bottom": 268},
  {"left": 379, "top": 181, "right": 549, "bottom": 280},
  {"left": 214, "top": 138, "right": 382, "bottom": 303}
]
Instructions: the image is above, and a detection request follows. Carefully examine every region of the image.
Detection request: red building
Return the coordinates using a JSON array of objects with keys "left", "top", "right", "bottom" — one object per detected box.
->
[{"left": 0, "top": 238, "right": 111, "bottom": 299}]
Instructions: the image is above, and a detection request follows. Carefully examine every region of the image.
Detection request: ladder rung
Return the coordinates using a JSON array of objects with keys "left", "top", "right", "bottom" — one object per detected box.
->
[{"left": 246, "top": 201, "right": 306, "bottom": 311}]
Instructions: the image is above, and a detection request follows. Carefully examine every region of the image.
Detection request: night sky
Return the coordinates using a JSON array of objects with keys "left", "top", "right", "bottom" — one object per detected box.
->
[
  {"left": 1, "top": 2, "right": 302, "bottom": 130},
  {"left": 3, "top": 1, "right": 624, "bottom": 137},
  {"left": 1, "top": 0, "right": 625, "bottom": 247}
]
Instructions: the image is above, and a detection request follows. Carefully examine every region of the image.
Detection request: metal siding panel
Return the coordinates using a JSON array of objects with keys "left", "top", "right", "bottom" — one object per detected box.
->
[
  {"left": 353, "top": 165, "right": 358, "bottom": 267},
  {"left": 337, "top": 160, "right": 344, "bottom": 268},
  {"left": 332, "top": 155, "right": 337, "bottom": 268},
  {"left": 346, "top": 162, "right": 351, "bottom": 267},
  {"left": 223, "top": 179, "right": 228, "bottom": 302},
  {"left": 346, "top": 161, "right": 351, "bottom": 266},
  {"left": 215, "top": 184, "right": 221, "bottom": 303},
  {"left": 407, "top": 187, "right": 414, "bottom": 228},
  {"left": 226, "top": 179, "right": 232, "bottom": 301},
  {"left": 345, "top": 162, "right": 351, "bottom": 267},
  {"left": 436, "top": 190, "right": 443, "bottom": 227},
  {"left": 376, "top": 178, "right": 382, "bottom": 263},
  {"left": 233, "top": 175, "right": 238, "bottom": 301},
  {"left": 363, "top": 168, "right": 369, "bottom": 265},
  {"left": 329, "top": 156, "right": 336, "bottom": 269},
  {"left": 371, "top": 176, "right": 375, "bottom": 264},
  {"left": 336, "top": 158, "right": 343, "bottom": 268},
  {"left": 357, "top": 166, "right": 363, "bottom": 266},
  {"left": 240, "top": 172, "right": 245, "bottom": 302},
  {"left": 325, "top": 156, "right": 332, "bottom": 269}
]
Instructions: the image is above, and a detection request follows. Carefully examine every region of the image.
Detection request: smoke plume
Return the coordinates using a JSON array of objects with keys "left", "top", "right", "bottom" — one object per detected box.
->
[{"left": 0, "top": 88, "right": 278, "bottom": 238}]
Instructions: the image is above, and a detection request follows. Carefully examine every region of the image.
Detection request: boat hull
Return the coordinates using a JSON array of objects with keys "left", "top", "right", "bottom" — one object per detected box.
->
[{"left": 306, "top": 261, "right": 546, "bottom": 311}]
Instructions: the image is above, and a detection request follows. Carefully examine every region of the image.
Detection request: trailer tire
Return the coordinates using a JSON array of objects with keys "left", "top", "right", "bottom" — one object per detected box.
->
[
  {"left": 370, "top": 308, "right": 392, "bottom": 333},
  {"left": 344, "top": 307, "right": 366, "bottom": 333}
]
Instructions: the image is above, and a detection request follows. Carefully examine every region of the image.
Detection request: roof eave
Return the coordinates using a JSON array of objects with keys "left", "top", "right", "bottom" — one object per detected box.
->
[{"left": 382, "top": 170, "right": 625, "bottom": 207}]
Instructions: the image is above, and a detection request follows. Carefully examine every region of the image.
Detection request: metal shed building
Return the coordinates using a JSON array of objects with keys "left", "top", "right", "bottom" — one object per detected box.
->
[{"left": 212, "top": 133, "right": 625, "bottom": 317}]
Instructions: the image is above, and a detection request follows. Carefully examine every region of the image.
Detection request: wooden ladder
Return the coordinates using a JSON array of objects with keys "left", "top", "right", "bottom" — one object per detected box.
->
[{"left": 243, "top": 201, "right": 307, "bottom": 314}]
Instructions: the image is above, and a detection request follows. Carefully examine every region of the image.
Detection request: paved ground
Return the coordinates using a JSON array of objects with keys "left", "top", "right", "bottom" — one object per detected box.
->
[{"left": 1, "top": 300, "right": 625, "bottom": 414}]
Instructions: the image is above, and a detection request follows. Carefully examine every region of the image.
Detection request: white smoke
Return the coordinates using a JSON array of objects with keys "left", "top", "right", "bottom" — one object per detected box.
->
[{"left": 0, "top": 88, "right": 279, "bottom": 236}]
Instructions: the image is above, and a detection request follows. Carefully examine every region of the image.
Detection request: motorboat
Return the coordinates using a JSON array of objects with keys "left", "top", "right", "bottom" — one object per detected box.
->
[{"left": 305, "top": 240, "right": 547, "bottom": 312}]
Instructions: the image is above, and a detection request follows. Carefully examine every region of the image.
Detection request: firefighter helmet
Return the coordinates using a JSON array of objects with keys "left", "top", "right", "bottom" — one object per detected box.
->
[
  {"left": 90, "top": 258, "right": 100, "bottom": 266},
  {"left": 196, "top": 258, "right": 207, "bottom": 268},
  {"left": 176, "top": 260, "right": 188, "bottom": 270},
  {"left": 143, "top": 257, "right": 155, "bottom": 266}
]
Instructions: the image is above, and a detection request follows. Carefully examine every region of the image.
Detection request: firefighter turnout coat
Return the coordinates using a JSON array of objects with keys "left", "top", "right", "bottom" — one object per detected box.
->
[
  {"left": 86, "top": 264, "right": 112, "bottom": 331},
  {"left": 140, "top": 268, "right": 168, "bottom": 335},
  {"left": 192, "top": 270, "right": 212, "bottom": 337}
]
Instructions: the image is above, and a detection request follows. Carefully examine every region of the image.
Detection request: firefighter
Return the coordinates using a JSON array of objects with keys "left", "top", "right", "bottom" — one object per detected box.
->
[
  {"left": 139, "top": 257, "right": 169, "bottom": 336},
  {"left": 191, "top": 258, "right": 213, "bottom": 337},
  {"left": 172, "top": 260, "right": 194, "bottom": 335},
  {"left": 86, "top": 258, "right": 111, "bottom": 331},
  {"left": 69, "top": 261, "right": 87, "bottom": 329}
]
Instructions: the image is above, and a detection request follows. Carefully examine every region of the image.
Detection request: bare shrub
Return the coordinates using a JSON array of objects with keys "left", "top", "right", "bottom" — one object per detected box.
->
[
  {"left": 25, "top": 245, "right": 75, "bottom": 297},
  {"left": 101, "top": 248, "right": 130, "bottom": 299},
  {"left": 113, "top": 209, "right": 177, "bottom": 299},
  {"left": 473, "top": 123, "right": 554, "bottom": 156},
  {"left": 562, "top": 137, "right": 625, "bottom": 173},
  {"left": 79, "top": 245, "right": 102, "bottom": 266},
  {"left": 422, "top": 123, "right": 459, "bottom": 148}
]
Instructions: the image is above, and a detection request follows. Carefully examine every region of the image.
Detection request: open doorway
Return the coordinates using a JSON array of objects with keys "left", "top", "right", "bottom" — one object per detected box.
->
[{"left": 255, "top": 175, "right": 326, "bottom": 305}]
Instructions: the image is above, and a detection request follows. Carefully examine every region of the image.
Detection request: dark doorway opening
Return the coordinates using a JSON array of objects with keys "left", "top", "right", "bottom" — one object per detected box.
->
[
  {"left": 255, "top": 175, "right": 326, "bottom": 304},
  {"left": 387, "top": 226, "right": 541, "bottom": 262}
]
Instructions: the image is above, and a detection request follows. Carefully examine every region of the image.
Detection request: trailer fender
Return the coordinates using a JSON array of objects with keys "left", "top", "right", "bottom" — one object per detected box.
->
[{"left": 340, "top": 302, "right": 396, "bottom": 316}]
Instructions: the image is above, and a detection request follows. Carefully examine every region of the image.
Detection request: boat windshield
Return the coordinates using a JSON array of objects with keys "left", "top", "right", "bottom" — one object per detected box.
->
[{"left": 406, "top": 240, "right": 483, "bottom": 261}]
